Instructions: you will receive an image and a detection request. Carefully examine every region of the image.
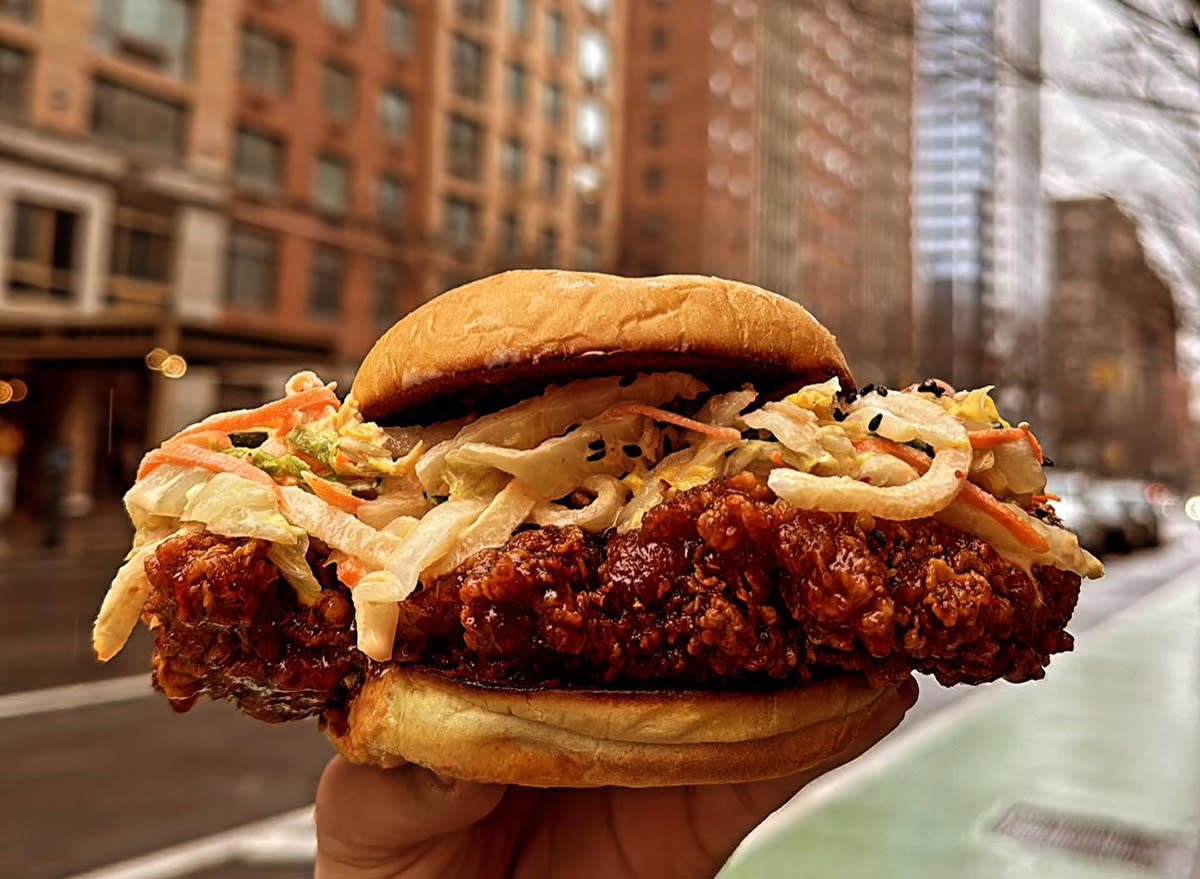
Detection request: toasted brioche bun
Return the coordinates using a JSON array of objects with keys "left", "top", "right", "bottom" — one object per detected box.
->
[
  {"left": 351, "top": 270, "right": 854, "bottom": 423},
  {"left": 328, "top": 667, "right": 915, "bottom": 787}
]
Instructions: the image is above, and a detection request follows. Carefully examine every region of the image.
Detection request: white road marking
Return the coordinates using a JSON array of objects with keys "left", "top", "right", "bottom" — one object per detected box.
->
[
  {"left": 64, "top": 807, "right": 315, "bottom": 879},
  {"left": 0, "top": 674, "right": 151, "bottom": 721},
  {"left": 733, "top": 560, "right": 1200, "bottom": 857}
]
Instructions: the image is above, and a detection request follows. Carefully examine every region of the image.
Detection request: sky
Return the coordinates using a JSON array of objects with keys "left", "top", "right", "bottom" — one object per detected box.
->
[{"left": 1039, "top": 0, "right": 1200, "bottom": 401}]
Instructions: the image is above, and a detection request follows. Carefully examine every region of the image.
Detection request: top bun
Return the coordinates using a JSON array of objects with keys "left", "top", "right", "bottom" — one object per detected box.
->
[{"left": 352, "top": 270, "right": 853, "bottom": 423}]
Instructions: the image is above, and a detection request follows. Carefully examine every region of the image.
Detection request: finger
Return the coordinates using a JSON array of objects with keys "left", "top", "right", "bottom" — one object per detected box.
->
[{"left": 315, "top": 756, "right": 506, "bottom": 872}]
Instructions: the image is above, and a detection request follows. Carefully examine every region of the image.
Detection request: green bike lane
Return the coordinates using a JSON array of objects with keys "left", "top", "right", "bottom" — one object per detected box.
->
[{"left": 722, "top": 563, "right": 1200, "bottom": 879}]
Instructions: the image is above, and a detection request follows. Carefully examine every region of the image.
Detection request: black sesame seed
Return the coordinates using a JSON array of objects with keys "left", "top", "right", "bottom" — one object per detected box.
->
[
  {"left": 229, "top": 430, "right": 269, "bottom": 448},
  {"left": 833, "top": 409, "right": 848, "bottom": 422},
  {"left": 565, "top": 423, "right": 580, "bottom": 433},
  {"left": 618, "top": 374, "right": 637, "bottom": 387},
  {"left": 870, "top": 528, "right": 887, "bottom": 546},
  {"left": 1033, "top": 508, "right": 1049, "bottom": 519},
  {"left": 844, "top": 390, "right": 858, "bottom": 403},
  {"left": 861, "top": 383, "right": 876, "bottom": 396},
  {"left": 622, "top": 444, "right": 642, "bottom": 458},
  {"left": 868, "top": 413, "right": 883, "bottom": 432},
  {"left": 588, "top": 439, "right": 606, "bottom": 451},
  {"left": 877, "top": 387, "right": 889, "bottom": 397},
  {"left": 586, "top": 449, "right": 606, "bottom": 462},
  {"left": 1042, "top": 456, "right": 1055, "bottom": 467}
]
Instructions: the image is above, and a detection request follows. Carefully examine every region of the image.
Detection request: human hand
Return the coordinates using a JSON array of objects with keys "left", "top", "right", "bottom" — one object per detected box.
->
[{"left": 314, "top": 677, "right": 916, "bottom": 879}]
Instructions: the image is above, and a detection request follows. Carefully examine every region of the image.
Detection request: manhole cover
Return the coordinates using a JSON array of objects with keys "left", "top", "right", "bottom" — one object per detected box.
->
[{"left": 990, "top": 804, "right": 1189, "bottom": 876}]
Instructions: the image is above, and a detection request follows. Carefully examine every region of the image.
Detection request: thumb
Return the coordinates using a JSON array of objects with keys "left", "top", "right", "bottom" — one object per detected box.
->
[{"left": 315, "top": 756, "right": 506, "bottom": 877}]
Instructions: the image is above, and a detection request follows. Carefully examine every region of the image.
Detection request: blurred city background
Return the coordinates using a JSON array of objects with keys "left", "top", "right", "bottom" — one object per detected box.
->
[{"left": 0, "top": 0, "right": 1197, "bottom": 877}]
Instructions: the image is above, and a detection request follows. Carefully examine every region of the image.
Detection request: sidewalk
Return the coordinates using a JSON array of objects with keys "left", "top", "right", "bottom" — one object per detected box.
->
[{"left": 722, "top": 563, "right": 1200, "bottom": 878}]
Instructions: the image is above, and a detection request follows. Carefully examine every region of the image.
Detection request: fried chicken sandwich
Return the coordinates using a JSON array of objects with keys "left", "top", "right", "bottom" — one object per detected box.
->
[{"left": 93, "top": 271, "right": 1102, "bottom": 787}]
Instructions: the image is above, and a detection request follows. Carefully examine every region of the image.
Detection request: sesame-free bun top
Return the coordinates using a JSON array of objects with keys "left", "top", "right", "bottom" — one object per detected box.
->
[{"left": 351, "top": 270, "right": 854, "bottom": 423}]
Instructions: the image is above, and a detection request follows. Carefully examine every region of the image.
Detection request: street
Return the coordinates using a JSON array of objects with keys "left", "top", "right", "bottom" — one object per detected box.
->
[{"left": 1, "top": 512, "right": 1196, "bottom": 879}]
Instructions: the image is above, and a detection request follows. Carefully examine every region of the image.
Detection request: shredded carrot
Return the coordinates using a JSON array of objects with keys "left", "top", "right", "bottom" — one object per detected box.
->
[
  {"left": 170, "top": 387, "right": 339, "bottom": 442},
  {"left": 770, "top": 450, "right": 784, "bottom": 466},
  {"left": 968, "top": 428, "right": 1027, "bottom": 449},
  {"left": 335, "top": 556, "right": 368, "bottom": 589},
  {"left": 968, "top": 426, "right": 1044, "bottom": 463},
  {"left": 167, "top": 430, "right": 233, "bottom": 451},
  {"left": 854, "top": 436, "right": 1049, "bottom": 552},
  {"left": 1022, "top": 426, "right": 1044, "bottom": 463},
  {"left": 136, "top": 444, "right": 283, "bottom": 500},
  {"left": 301, "top": 470, "right": 364, "bottom": 514},
  {"left": 292, "top": 449, "right": 334, "bottom": 476},
  {"left": 1031, "top": 493, "right": 1061, "bottom": 504},
  {"left": 602, "top": 403, "right": 741, "bottom": 442}
]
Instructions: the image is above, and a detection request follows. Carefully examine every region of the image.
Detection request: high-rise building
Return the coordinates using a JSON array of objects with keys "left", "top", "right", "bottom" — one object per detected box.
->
[
  {"left": 914, "top": 0, "right": 1044, "bottom": 399},
  {"left": 0, "top": 0, "right": 626, "bottom": 516},
  {"left": 1049, "top": 198, "right": 1191, "bottom": 484},
  {"left": 620, "top": 0, "right": 916, "bottom": 384}
]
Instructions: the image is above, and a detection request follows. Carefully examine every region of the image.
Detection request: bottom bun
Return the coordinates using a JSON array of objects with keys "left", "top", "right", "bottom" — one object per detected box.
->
[{"left": 328, "top": 667, "right": 915, "bottom": 787}]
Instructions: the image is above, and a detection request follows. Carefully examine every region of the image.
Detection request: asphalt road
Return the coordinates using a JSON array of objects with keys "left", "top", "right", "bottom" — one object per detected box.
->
[{"left": 0, "top": 512, "right": 1195, "bottom": 879}]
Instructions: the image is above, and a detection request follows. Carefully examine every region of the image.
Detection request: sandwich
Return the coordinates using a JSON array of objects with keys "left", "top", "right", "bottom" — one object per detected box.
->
[{"left": 92, "top": 271, "right": 1102, "bottom": 787}]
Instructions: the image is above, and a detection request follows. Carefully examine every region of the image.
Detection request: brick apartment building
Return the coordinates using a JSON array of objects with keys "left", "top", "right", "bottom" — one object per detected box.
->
[
  {"left": 619, "top": 0, "right": 915, "bottom": 385},
  {"left": 1049, "top": 198, "right": 1193, "bottom": 485},
  {"left": 0, "top": 0, "right": 624, "bottom": 515}
]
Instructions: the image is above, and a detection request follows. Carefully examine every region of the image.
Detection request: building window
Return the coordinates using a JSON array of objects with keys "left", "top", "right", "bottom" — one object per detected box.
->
[
  {"left": 546, "top": 10, "right": 566, "bottom": 55},
  {"left": 543, "top": 81, "right": 563, "bottom": 125},
  {"left": 385, "top": 3, "right": 415, "bottom": 56},
  {"left": 309, "top": 245, "right": 343, "bottom": 318},
  {"left": 457, "top": 0, "right": 487, "bottom": 20},
  {"left": 643, "top": 165, "right": 663, "bottom": 192},
  {"left": 372, "top": 261, "right": 401, "bottom": 329},
  {"left": 94, "top": 0, "right": 193, "bottom": 79},
  {"left": 538, "top": 225, "right": 558, "bottom": 265},
  {"left": 7, "top": 202, "right": 78, "bottom": 302},
  {"left": 576, "top": 99, "right": 606, "bottom": 152},
  {"left": 321, "top": 0, "right": 358, "bottom": 30},
  {"left": 648, "top": 72, "right": 669, "bottom": 102},
  {"left": 577, "top": 193, "right": 601, "bottom": 227},
  {"left": 540, "top": 154, "right": 560, "bottom": 199},
  {"left": 501, "top": 136, "right": 524, "bottom": 184},
  {"left": 225, "top": 225, "right": 276, "bottom": 310},
  {"left": 240, "top": 26, "right": 289, "bottom": 95},
  {"left": 646, "top": 115, "right": 664, "bottom": 145},
  {"left": 234, "top": 127, "right": 284, "bottom": 189},
  {"left": 505, "top": 62, "right": 527, "bottom": 107},
  {"left": 0, "top": 43, "right": 28, "bottom": 118},
  {"left": 377, "top": 175, "right": 406, "bottom": 225},
  {"left": 322, "top": 62, "right": 355, "bottom": 122},
  {"left": 379, "top": 87, "right": 410, "bottom": 140},
  {"left": 651, "top": 26, "right": 667, "bottom": 50},
  {"left": 451, "top": 34, "right": 485, "bottom": 99},
  {"left": 91, "top": 77, "right": 186, "bottom": 158},
  {"left": 0, "top": 1, "right": 33, "bottom": 21},
  {"left": 111, "top": 207, "right": 172, "bottom": 287},
  {"left": 446, "top": 114, "right": 482, "bottom": 180},
  {"left": 314, "top": 153, "right": 350, "bottom": 212},
  {"left": 577, "top": 30, "right": 609, "bottom": 86},
  {"left": 499, "top": 212, "right": 520, "bottom": 256},
  {"left": 507, "top": 0, "right": 530, "bottom": 33},
  {"left": 443, "top": 196, "right": 479, "bottom": 248}
]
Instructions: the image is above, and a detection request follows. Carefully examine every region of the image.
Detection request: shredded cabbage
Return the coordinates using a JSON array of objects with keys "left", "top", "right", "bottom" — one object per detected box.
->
[
  {"left": 417, "top": 372, "right": 706, "bottom": 493},
  {"left": 352, "top": 499, "right": 487, "bottom": 602},
  {"left": 742, "top": 403, "right": 839, "bottom": 472},
  {"left": 182, "top": 473, "right": 302, "bottom": 544},
  {"left": 93, "top": 537, "right": 169, "bottom": 661},
  {"left": 279, "top": 486, "right": 405, "bottom": 568},
  {"left": 425, "top": 480, "right": 540, "bottom": 577},
  {"left": 532, "top": 475, "right": 627, "bottom": 531},
  {"left": 784, "top": 376, "right": 841, "bottom": 417},
  {"left": 124, "top": 464, "right": 212, "bottom": 529},
  {"left": 267, "top": 533, "right": 322, "bottom": 603},
  {"left": 352, "top": 574, "right": 402, "bottom": 661}
]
